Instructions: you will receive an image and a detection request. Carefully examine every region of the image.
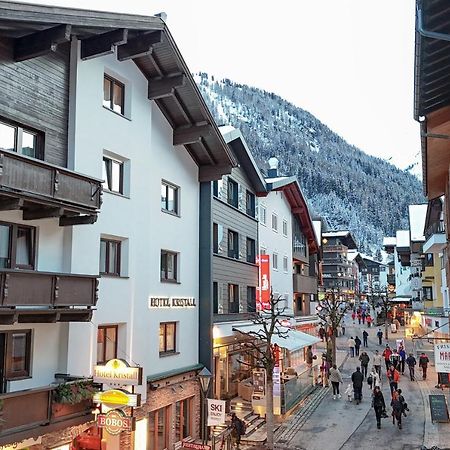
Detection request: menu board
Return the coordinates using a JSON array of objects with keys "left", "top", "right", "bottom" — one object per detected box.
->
[
  {"left": 429, "top": 394, "right": 450, "bottom": 423},
  {"left": 438, "top": 372, "right": 450, "bottom": 386}
]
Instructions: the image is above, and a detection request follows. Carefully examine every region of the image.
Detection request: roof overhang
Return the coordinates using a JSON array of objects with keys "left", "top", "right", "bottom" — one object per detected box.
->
[
  {"left": 322, "top": 231, "right": 358, "bottom": 250},
  {"left": 0, "top": 1, "right": 236, "bottom": 181}
]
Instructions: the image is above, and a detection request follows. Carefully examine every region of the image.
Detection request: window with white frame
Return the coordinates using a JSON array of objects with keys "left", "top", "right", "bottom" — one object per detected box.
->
[
  {"left": 260, "top": 205, "right": 267, "bottom": 225},
  {"left": 273, "top": 252, "right": 278, "bottom": 270},
  {"left": 283, "top": 256, "right": 288, "bottom": 272},
  {"left": 282, "top": 219, "right": 288, "bottom": 237},
  {"left": 272, "top": 213, "right": 278, "bottom": 232}
]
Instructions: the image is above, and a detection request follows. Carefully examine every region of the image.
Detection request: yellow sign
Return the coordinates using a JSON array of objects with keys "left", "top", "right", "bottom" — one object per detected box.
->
[
  {"left": 93, "top": 389, "right": 141, "bottom": 408},
  {"left": 93, "top": 359, "right": 143, "bottom": 386}
]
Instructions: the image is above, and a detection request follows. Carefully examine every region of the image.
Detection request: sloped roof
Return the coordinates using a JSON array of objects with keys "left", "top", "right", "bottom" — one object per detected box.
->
[
  {"left": 383, "top": 237, "right": 397, "bottom": 247},
  {"left": 322, "top": 230, "right": 358, "bottom": 249},
  {"left": 0, "top": 1, "right": 236, "bottom": 181},
  {"left": 396, "top": 230, "right": 411, "bottom": 249}
]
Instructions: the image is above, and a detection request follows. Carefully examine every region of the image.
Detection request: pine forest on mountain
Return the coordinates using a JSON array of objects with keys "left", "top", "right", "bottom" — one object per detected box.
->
[{"left": 196, "top": 73, "right": 425, "bottom": 252}]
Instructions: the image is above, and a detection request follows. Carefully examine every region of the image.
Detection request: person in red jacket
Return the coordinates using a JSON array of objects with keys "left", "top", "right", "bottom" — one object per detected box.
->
[
  {"left": 382, "top": 344, "right": 393, "bottom": 371},
  {"left": 387, "top": 365, "right": 400, "bottom": 395}
]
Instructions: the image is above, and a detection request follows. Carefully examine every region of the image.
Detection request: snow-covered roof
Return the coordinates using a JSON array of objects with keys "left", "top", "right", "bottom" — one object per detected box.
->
[
  {"left": 347, "top": 250, "right": 359, "bottom": 262},
  {"left": 313, "top": 220, "right": 322, "bottom": 245},
  {"left": 383, "top": 237, "right": 396, "bottom": 247},
  {"left": 265, "top": 176, "right": 291, "bottom": 183},
  {"left": 408, "top": 204, "right": 428, "bottom": 242},
  {"left": 396, "top": 230, "right": 410, "bottom": 248},
  {"left": 322, "top": 231, "right": 351, "bottom": 238}
]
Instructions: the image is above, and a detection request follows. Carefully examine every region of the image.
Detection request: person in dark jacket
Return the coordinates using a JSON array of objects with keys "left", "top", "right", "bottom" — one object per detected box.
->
[
  {"left": 391, "top": 391, "right": 403, "bottom": 429},
  {"left": 372, "top": 386, "right": 386, "bottom": 429},
  {"left": 362, "top": 330, "right": 369, "bottom": 347},
  {"left": 359, "top": 351, "right": 370, "bottom": 379},
  {"left": 354, "top": 336, "right": 362, "bottom": 356},
  {"left": 351, "top": 367, "right": 364, "bottom": 404},
  {"left": 377, "top": 329, "right": 383, "bottom": 345},
  {"left": 406, "top": 353, "right": 417, "bottom": 381},
  {"left": 397, "top": 389, "right": 409, "bottom": 417},
  {"left": 230, "top": 413, "right": 246, "bottom": 448},
  {"left": 419, "top": 352, "right": 430, "bottom": 380},
  {"left": 398, "top": 346, "right": 406, "bottom": 374}
]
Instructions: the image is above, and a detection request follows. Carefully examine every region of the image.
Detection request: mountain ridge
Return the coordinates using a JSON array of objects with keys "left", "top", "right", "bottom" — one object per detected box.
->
[{"left": 196, "top": 73, "right": 425, "bottom": 252}]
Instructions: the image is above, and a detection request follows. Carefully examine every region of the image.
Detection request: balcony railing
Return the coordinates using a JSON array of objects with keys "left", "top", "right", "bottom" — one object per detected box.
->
[
  {"left": 293, "top": 274, "right": 318, "bottom": 294},
  {"left": 0, "top": 150, "right": 102, "bottom": 224},
  {"left": 0, "top": 383, "right": 93, "bottom": 446},
  {"left": 0, "top": 269, "right": 98, "bottom": 323},
  {"left": 425, "top": 221, "right": 445, "bottom": 240}
]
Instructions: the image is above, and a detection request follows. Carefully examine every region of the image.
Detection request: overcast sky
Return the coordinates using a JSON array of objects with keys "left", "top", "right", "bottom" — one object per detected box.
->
[{"left": 22, "top": 0, "right": 419, "bottom": 171}]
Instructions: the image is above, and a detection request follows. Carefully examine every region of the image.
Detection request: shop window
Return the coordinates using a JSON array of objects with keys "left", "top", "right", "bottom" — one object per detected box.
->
[
  {"left": 148, "top": 405, "right": 170, "bottom": 450},
  {"left": 227, "top": 178, "right": 238, "bottom": 207},
  {"left": 100, "top": 238, "right": 121, "bottom": 276},
  {"left": 96, "top": 325, "right": 118, "bottom": 364},
  {"left": 103, "top": 74, "right": 125, "bottom": 115},
  {"left": 161, "top": 181, "right": 179, "bottom": 215},
  {"left": 0, "top": 118, "right": 43, "bottom": 159},
  {"left": 160, "top": 250, "right": 178, "bottom": 282},
  {"left": 5, "top": 330, "right": 31, "bottom": 379},
  {"left": 228, "top": 284, "right": 239, "bottom": 314},
  {"left": 175, "top": 397, "right": 193, "bottom": 442},
  {"left": 159, "top": 322, "right": 176, "bottom": 355}
]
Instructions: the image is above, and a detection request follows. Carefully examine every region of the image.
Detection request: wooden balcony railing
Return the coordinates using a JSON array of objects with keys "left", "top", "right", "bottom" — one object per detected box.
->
[
  {"left": 0, "top": 384, "right": 93, "bottom": 446},
  {"left": 0, "top": 150, "right": 102, "bottom": 225},
  {"left": 0, "top": 269, "right": 98, "bottom": 323},
  {"left": 425, "top": 221, "right": 445, "bottom": 240},
  {"left": 293, "top": 274, "right": 318, "bottom": 294}
]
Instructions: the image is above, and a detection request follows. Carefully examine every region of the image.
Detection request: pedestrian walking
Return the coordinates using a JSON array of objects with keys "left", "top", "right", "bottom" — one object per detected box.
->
[
  {"left": 368, "top": 366, "right": 381, "bottom": 390},
  {"left": 362, "top": 330, "right": 369, "bottom": 347},
  {"left": 397, "top": 389, "right": 409, "bottom": 417},
  {"left": 352, "top": 367, "right": 364, "bottom": 404},
  {"left": 367, "top": 314, "right": 372, "bottom": 327},
  {"left": 352, "top": 312, "right": 356, "bottom": 324},
  {"left": 306, "top": 345, "right": 314, "bottom": 376},
  {"left": 362, "top": 311, "right": 366, "bottom": 325},
  {"left": 406, "top": 353, "right": 417, "bottom": 381},
  {"left": 419, "top": 352, "right": 430, "bottom": 380},
  {"left": 320, "top": 355, "right": 330, "bottom": 387},
  {"left": 329, "top": 364, "right": 343, "bottom": 400},
  {"left": 399, "top": 346, "right": 406, "bottom": 375},
  {"left": 230, "top": 413, "right": 246, "bottom": 449},
  {"left": 390, "top": 349, "right": 400, "bottom": 370},
  {"left": 318, "top": 325, "right": 326, "bottom": 341},
  {"left": 348, "top": 336, "right": 356, "bottom": 358},
  {"left": 377, "top": 328, "right": 383, "bottom": 345},
  {"left": 354, "top": 336, "right": 362, "bottom": 356},
  {"left": 383, "top": 344, "right": 392, "bottom": 371},
  {"left": 341, "top": 320, "right": 346, "bottom": 336},
  {"left": 372, "top": 386, "right": 386, "bottom": 429},
  {"left": 373, "top": 350, "right": 383, "bottom": 376},
  {"left": 357, "top": 312, "right": 362, "bottom": 325},
  {"left": 391, "top": 391, "right": 403, "bottom": 429},
  {"left": 387, "top": 365, "right": 400, "bottom": 395},
  {"left": 359, "top": 351, "right": 370, "bottom": 379}
]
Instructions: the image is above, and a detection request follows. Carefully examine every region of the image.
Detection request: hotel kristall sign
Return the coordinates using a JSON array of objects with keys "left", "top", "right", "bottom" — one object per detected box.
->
[
  {"left": 93, "top": 358, "right": 143, "bottom": 386},
  {"left": 148, "top": 296, "right": 196, "bottom": 308}
]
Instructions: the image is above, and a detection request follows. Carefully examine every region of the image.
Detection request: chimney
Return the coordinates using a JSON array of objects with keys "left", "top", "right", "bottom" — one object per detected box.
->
[
  {"left": 268, "top": 157, "right": 279, "bottom": 178},
  {"left": 155, "top": 12, "right": 168, "bottom": 22}
]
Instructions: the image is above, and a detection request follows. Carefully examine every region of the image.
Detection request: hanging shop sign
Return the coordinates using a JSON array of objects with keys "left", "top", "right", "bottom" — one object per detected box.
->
[
  {"left": 148, "top": 297, "right": 196, "bottom": 308},
  {"left": 93, "top": 359, "right": 143, "bottom": 386},
  {"left": 257, "top": 254, "right": 271, "bottom": 311},
  {"left": 207, "top": 399, "right": 226, "bottom": 426},
  {"left": 93, "top": 389, "right": 141, "bottom": 408},
  {"left": 435, "top": 343, "right": 450, "bottom": 374},
  {"left": 182, "top": 442, "right": 211, "bottom": 450},
  {"left": 97, "top": 409, "right": 134, "bottom": 435}
]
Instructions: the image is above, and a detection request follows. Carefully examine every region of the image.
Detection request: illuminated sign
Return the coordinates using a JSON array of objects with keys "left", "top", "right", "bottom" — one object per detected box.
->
[
  {"left": 98, "top": 409, "right": 134, "bottom": 435},
  {"left": 148, "top": 297, "right": 196, "bottom": 308},
  {"left": 93, "top": 389, "right": 141, "bottom": 408},
  {"left": 257, "top": 254, "right": 271, "bottom": 311},
  {"left": 93, "top": 359, "right": 143, "bottom": 386}
]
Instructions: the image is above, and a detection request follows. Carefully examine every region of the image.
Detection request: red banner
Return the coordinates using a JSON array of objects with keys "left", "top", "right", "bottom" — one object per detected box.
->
[{"left": 257, "top": 254, "right": 271, "bottom": 311}]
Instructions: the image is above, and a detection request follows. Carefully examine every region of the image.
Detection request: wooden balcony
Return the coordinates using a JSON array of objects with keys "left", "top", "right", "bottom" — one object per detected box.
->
[
  {"left": 0, "top": 269, "right": 98, "bottom": 323},
  {"left": 293, "top": 274, "right": 317, "bottom": 295},
  {"left": 0, "top": 384, "right": 93, "bottom": 446},
  {"left": 0, "top": 150, "right": 102, "bottom": 226}
]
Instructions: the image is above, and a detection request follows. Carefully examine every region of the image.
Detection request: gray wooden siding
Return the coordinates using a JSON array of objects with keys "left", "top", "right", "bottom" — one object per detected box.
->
[{"left": 0, "top": 36, "right": 70, "bottom": 167}]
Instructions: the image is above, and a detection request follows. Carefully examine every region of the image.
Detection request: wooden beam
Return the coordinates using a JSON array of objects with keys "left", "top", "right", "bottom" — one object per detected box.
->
[
  {"left": 81, "top": 28, "right": 128, "bottom": 60},
  {"left": 199, "top": 164, "right": 232, "bottom": 182},
  {"left": 0, "top": 198, "right": 23, "bottom": 211},
  {"left": 23, "top": 207, "right": 63, "bottom": 221},
  {"left": 117, "top": 31, "right": 163, "bottom": 61},
  {"left": 59, "top": 215, "right": 97, "bottom": 226},
  {"left": 173, "top": 125, "right": 212, "bottom": 146},
  {"left": 292, "top": 207, "right": 305, "bottom": 214},
  {"left": 14, "top": 24, "right": 72, "bottom": 62},
  {"left": 148, "top": 74, "right": 186, "bottom": 100}
]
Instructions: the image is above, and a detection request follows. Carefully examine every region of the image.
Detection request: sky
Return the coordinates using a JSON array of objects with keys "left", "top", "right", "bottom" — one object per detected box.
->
[{"left": 20, "top": 0, "right": 419, "bottom": 172}]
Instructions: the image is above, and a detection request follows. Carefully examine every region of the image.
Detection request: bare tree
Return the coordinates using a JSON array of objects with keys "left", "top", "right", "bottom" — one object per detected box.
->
[
  {"left": 235, "top": 291, "right": 289, "bottom": 450},
  {"left": 316, "top": 289, "right": 349, "bottom": 364}
]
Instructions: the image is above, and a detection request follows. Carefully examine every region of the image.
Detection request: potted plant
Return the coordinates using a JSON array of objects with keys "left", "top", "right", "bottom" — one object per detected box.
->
[{"left": 52, "top": 380, "right": 97, "bottom": 419}]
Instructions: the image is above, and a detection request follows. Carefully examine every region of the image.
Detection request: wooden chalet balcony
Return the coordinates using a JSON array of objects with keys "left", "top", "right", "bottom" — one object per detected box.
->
[
  {"left": 293, "top": 274, "right": 318, "bottom": 295},
  {"left": 0, "top": 150, "right": 102, "bottom": 225},
  {"left": 0, "top": 384, "right": 93, "bottom": 446},
  {"left": 0, "top": 269, "right": 98, "bottom": 323}
]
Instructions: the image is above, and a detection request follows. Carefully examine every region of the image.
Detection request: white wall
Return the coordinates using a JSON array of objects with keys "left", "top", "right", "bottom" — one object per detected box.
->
[
  {"left": 258, "top": 190, "right": 293, "bottom": 314},
  {"left": 394, "top": 247, "right": 412, "bottom": 297}
]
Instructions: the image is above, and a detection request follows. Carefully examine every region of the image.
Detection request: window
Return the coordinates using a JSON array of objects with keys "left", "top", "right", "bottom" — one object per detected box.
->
[
  {"left": 102, "top": 156, "right": 123, "bottom": 194},
  {"left": 161, "top": 181, "right": 179, "bottom": 215},
  {"left": 213, "top": 179, "right": 223, "bottom": 198},
  {"left": 159, "top": 322, "right": 176, "bottom": 354},
  {"left": 5, "top": 330, "right": 31, "bottom": 379},
  {"left": 175, "top": 397, "right": 193, "bottom": 442},
  {"left": 246, "top": 191, "right": 256, "bottom": 217},
  {"left": 0, "top": 119, "right": 42, "bottom": 159},
  {"left": 103, "top": 75, "right": 124, "bottom": 115},
  {"left": 100, "top": 239, "right": 121, "bottom": 276},
  {"left": 282, "top": 220, "right": 288, "bottom": 237},
  {"left": 273, "top": 253, "right": 278, "bottom": 270},
  {"left": 160, "top": 250, "right": 178, "bottom": 282},
  {"left": 423, "top": 286, "right": 433, "bottom": 301},
  {"left": 425, "top": 253, "right": 434, "bottom": 267},
  {"left": 283, "top": 256, "right": 289, "bottom": 272},
  {"left": 213, "top": 223, "right": 218, "bottom": 254},
  {"left": 97, "top": 325, "right": 118, "bottom": 364},
  {"left": 0, "top": 223, "right": 35, "bottom": 270},
  {"left": 272, "top": 214, "right": 278, "bottom": 232},
  {"left": 228, "top": 284, "right": 239, "bottom": 313},
  {"left": 246, "top": 237, "right": 256, "bottom": 263},
  {"left": 228, "top": 230, "right": 239, "bottom": 259},
  {"left": 260, "top": 205, "right": 267, "bottom": 225},
  {"left": 247, "top": 286, "right": 256, "bottom": 312},
  {"left": 227, "top": 178, "right": 238, "bottom": 208},
  {"left": 213, "top": 282, "right": 219, "bottom": 314},
  {"left": 148, "top": 406, "right": 170, "bottom": 450}
]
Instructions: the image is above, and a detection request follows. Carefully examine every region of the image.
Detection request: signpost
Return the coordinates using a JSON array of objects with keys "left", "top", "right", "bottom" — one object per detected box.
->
[
  {"left": 429, "top": 394, "right": 450, "bottom": 423},
  {"left": 98, "top": 409, "right": 134, "bottom": 435},
  {"left": 93, "top": 358, "right": 143, "bottom": 386},
  {"left": 93, "top": 389, "right": 141, "bottom": 408},
  {"left": 434, "top": 343, "right": 450, "bottom": 373},
  {"left": 207, "top": 399, "right": 226, "bottom": 426}
]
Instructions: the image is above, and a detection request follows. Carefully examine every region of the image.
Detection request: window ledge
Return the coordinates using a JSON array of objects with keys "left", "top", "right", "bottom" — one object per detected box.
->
[
  {"left": 103, "top": 189, "right": 130, "bottom": 199},
  {"left": 160, "top": 279, "right": 181, "bottom": 284},
  {"left": 161, "top": 209, "right": 181, "bottom": 218},
  {"left": 102, "top": 105, "right": 131, "bottom": 121},
  {"left": 7, "top": 375, "right": 32, "bottom": 382},
  {"left": 100, "top": 274, "right": 130, "bottom": 279},
  {"left": 159, "top": 351, "right": 180, "bottom": 358}
]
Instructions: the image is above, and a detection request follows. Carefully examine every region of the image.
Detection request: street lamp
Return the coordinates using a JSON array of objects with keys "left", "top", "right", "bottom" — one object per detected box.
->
[{"left": 198, "top": 367, "right": 213, "bottom": 445}]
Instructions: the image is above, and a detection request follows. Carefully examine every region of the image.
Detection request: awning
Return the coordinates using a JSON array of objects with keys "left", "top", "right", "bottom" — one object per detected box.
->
[{"left": 232, "top": 324, "right": 320, "bottom": 352}]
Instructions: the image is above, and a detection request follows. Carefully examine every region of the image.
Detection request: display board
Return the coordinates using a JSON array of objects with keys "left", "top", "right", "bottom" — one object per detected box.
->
[{"left": 429, "top": 394, "right": 450, "bottom": 423}]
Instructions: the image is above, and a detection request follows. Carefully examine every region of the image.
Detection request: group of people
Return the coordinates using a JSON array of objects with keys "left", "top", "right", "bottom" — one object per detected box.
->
[
  {"left": 347, "top": 330, "right": 370, "bottom": 357},
  {"left": 351, "top": 308, "right": 373, "bottom": 327}
]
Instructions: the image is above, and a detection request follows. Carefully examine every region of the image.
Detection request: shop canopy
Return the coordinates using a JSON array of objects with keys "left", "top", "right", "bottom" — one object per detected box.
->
[{"left": 233, "top": 324, "right": 320, "bottom": 352}]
